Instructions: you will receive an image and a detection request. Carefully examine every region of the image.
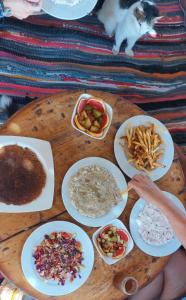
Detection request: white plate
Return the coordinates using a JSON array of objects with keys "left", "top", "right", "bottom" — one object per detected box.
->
[
  {"left": 0, "top": 136, "right": 54, "bottom": 212},
  {"left": 62, "top": 157, "right": 128, "bottom": 227},
  {"left": 114, "top": 115, "right": 174, "bottom": 181},
  {"left": 129, "top": 191, "right": 186, "bottom": 257},
  {"left": 43, "top": 0, "right": 98, "bottom": 20},
  {"left": 92, "top": 219, "right": 134, "bottom": 265},
  {"left": 71, "top": 93, "right": 113, "bottom": 140},
  {"left": 21, "top": 221, "right": 94, "bottom": 296}
]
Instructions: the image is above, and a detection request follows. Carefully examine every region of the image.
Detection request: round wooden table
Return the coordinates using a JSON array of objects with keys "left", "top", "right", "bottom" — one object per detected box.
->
[{"left": 0, "top": 90, "right": 185, "bottom": 300}]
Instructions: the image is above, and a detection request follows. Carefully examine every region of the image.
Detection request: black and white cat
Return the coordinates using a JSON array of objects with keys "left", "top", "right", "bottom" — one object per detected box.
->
[{"left": 98, "top": 0, "right": 162, "bottom": 56}]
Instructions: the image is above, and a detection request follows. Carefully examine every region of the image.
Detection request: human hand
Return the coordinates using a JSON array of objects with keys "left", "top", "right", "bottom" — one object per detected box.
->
[
  {"left": 4, "top": 0, "right": 42, "bottom": 19},
  {"left": 128, "top": 173, "right": 164, "bottom": 205}
]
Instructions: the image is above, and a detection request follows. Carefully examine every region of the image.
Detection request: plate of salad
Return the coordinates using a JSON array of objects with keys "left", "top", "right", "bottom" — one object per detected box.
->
[{"left": 21, "top": 221, "right": 94, "bottom": 296}]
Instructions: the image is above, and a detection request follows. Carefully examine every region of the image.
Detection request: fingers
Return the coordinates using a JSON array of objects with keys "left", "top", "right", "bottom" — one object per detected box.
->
[
  {"left": 8, "top": 0, "right": 42, "bottom": 19},
  {"left": 31, "top": 5, "right": 42, "bottom": 12},
  {"left": 128, "top": 181, "right": 133, "bottom": 190},
  {"left": 128, "top": 176, "right": 140, "bottom": 189},
  {"left": 128, "top": 173, "right": 151, "bottom": 190},
  {"left": 29, "top": 2, "right": 42, "bottom": 11},
  {"left": 25, "top": 0, "right": 42, "bottom": 12},
  {"left": 22, "top": 1, "right": 42, "bottom": 17},
  {"left": 27, "top": 0, "right": 41, "bottom": 2},
  {"left": 132, "top": 173, "right": 149, "bottom": 183},
  {"left": 25, "top": 0, "right": 42, "bottom": 4},
  {"left": 13, "top": 14, "right": 25, "bottom": 20}
]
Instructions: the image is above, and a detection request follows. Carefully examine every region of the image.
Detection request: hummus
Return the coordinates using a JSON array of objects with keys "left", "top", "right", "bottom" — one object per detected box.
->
[{"left": 69, "top": 165, "right": 121, "bottom": 218}]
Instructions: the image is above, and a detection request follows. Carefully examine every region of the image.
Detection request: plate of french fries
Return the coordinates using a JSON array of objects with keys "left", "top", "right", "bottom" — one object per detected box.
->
[{"left": 114, "top": 115, "right": 174, "bottom": 181}]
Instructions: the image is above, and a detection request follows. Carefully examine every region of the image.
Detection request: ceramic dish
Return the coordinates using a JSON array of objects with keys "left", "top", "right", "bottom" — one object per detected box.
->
[
  {"left": 0, "top": 136, "right": 54, "bottom": 213},
  {"left": 21, "top": 221, "right": 94, "bottom": 296},
  {"left": 92, "top": 219, "right": 134, "bottom": 265},
  {"left": 62, "top": 157, "right": 128, "bottom": 227},
  {"left": 130, "top": 191, "right": 186, "bottom": 257},
  {"left": 71, "top": 93, "right": 113, "bottom": 140},
  {"left": 114, "top": 115, "right": 174, "bottom": 181}
]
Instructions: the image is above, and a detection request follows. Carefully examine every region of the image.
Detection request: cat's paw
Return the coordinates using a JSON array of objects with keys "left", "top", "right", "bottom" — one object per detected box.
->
[
  {"left": 125, "top": 49, "right": 134, "bottom": 57},
  {"left": 112, "top": 46, "right": 119, "bottom": 55}
]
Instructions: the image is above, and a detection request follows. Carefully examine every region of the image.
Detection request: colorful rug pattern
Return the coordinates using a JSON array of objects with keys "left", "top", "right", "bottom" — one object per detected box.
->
[{"left": 0, "top": 0, "right": 185, "bottom": 148}]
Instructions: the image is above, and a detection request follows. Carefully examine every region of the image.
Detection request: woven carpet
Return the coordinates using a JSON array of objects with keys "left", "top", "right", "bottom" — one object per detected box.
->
[{"left": 0, "top": 0, "right": 185, "bottom": 149}]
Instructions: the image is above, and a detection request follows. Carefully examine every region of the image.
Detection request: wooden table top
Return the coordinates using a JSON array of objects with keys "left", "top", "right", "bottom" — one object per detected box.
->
[{"left": 0, "top": 90, "right": 185, "bottom": 300}]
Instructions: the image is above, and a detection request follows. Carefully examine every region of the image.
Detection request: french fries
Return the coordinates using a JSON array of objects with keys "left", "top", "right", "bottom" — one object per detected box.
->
[{"left": 121, "top": 124, "right": 165, "bottom": 172}]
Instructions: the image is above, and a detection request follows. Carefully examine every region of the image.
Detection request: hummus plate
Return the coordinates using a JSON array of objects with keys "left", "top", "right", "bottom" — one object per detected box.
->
[{"left": 62, "top": 157, "right": 128, "bottom": 227}]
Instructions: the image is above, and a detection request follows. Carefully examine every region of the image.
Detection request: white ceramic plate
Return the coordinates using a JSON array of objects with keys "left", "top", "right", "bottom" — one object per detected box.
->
[
  {"left": 62, "top": 157, "right": 128, "bottom": 227},
  {"left": 114, "top": 115, "right": 174, "bottom": 181},
  {"left": 129, "top": 191, "right": 186, "bottom": 257},
  {"left": 0, "top": 136, "right": 54, "bottom": 212},
  {"left": 21, "top": 221, "right": 94, "bottom": 296},
  {"left": 92, "top": 219, "right": 134, "bottom": 265},
  {"left": 43, "top": 0, "right": 98, "bottom": 20},
  {"left": 71, "top": 93, "right": 113, "bottom": 140}
]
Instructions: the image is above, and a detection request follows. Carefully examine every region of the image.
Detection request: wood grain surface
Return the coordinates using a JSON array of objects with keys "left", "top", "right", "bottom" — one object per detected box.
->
[{"left": 0, "top": 90, "right": 185, "bottom": 300}]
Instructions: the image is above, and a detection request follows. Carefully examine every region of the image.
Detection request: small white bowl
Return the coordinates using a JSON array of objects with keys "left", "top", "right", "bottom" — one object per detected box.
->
[
  {"left": 71, "top": 93, "right": 113, "bottom": 140},
  {"left": 92, "top": 219, "right": 134, "bottom": 265}
]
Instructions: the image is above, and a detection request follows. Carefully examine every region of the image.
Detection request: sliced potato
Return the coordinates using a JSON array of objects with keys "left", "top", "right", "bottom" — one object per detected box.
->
[
  {"left": 93, "top": 109, "right": 102, "bottom": 118},
  {"left": 90, "top": 126, "right": 100, "bottom": 133},
  {"left": 80, "top": 110, "right": 88, "bottom": 120},
  {"left": 94, "top": 120, "right": 101, "bottom": 128},
  {"left": 121, "top": 124, "right": 163, "bottom": 171},
  {"left": 81, "top": 117, "right": 91, "bottom": 129}
]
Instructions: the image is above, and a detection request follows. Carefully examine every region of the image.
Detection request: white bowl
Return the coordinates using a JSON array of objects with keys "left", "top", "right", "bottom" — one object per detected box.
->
[
  {"left": 71, "top": 93, "right": 113, "bottom": 140},
  {"left": 92, "top": 219, "right": 134, "bottom": 265}
]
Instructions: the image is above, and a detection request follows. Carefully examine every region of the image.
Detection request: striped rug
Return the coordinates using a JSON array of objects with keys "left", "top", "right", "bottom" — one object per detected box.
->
[{"left": 0, "top": 0, "right": 185, "bottom": 149}]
